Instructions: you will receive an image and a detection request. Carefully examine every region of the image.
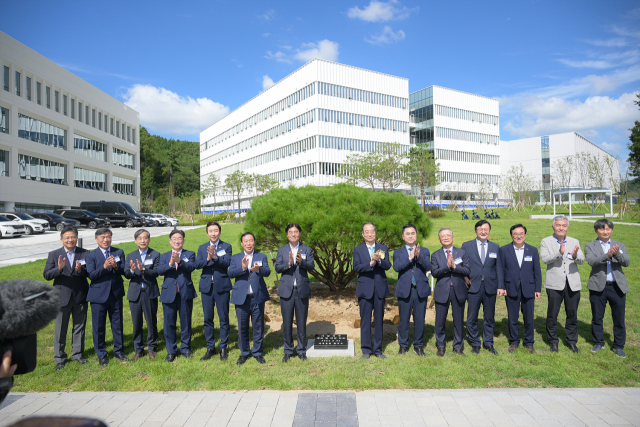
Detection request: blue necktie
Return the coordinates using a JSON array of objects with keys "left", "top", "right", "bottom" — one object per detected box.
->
[{"left": 480, "top": 242, "right": 486, "bottom": 265}]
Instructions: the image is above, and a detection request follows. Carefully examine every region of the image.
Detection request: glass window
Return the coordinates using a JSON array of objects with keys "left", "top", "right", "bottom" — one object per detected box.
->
[
  {"left": 110, "top": 118, "right": 114, "bottom": 135},
  {"left": 26, "top": 77, "right": 31, "bottom": 101},
  {"left": 54, "top": 90, "right": 59, "bottom": 112},
  {"left": 63, "top": 95, "right": 68, "bottom": 116},
  {"left": 3, "top": 66, "right": 8, "bottom": 91},
  {"left": 85, "top": 106, "right": 89, "bottom": 125},
  {"left": 104, "top": 115, "right": 108, "bottom": 132},
  {"left": 73, "top": 167, "right": 106, "bottom": 191},
  {"left": 112, "top": 176, "right": 135, "bottom": 195},
  {"left": 18, "top": 154, "right": 67, "bottom": 185},
  {"left": 71, "top": 99, "right": 75, "bottom": 119},
  {"left": 36, "top": 81, "right": 41, "bottom": 104},
  {"left": 121, "top": 123, "right": 125, "bottom": 139},
  {"left": 74, "top": 134, "right": 107, "bottom": 162},
  {"left": 116, "top": 121, "right": 120, "bottom": 137},
  {"left": 1, "top": 107, "right": 8, "bottom": 134},
  {"left": 78, "top": 103, "right": 83, "bottom": 122},
  {"left": 98, "top": 112, "right": 102, "bottom": 130},
  {"left": 14, "top": 72, "right": 20, "bottom": 96},
  {"left": 0, "top": 149, "right": 8, "bottom": 177},
  {"left": 112, "top": 147, "right": 135, "bottom": 169},
  {"left": 127, "top": 126, "right": 130, "bottom": 142},
  {"left": 18, "top": 113, "right": 66, "bottom": 150},
  {"left": 131, "top": 128, "right": 135, "bottom": 144},
  {"left": 92, "top": 109, "right": 96, "bottom": 127}
]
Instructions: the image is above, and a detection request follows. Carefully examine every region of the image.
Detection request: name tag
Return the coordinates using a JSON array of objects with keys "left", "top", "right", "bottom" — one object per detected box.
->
[
  {"left": 301, "top": 254, "right": 307, "bottom": 260},
  {"left": 182, "top": 257, "right": 189, "bottom": 263},
  {"left": 114, "top": 256, "right": 120, "bottom": 262},
  {"left": 256, "top": 260, "right": 263, "bottom": 267},
  {"left": 619, "top": 250, "right": 624, "bottom": 254},
  {"left": 144, "top": 259, "right": 153, "bottom": 265},
  {"left": 78, "top": 259, "right": 86, "bottom": 265},
  {"left": 216, "top": 250, "right": 226, "bottom": 257},
  {"left": 489, "top": 253, "right": 497, "bottom": 258},
  {"left": 454, "top": 257, "right": 462, "bottom": 265},
  {"left": 524, "top": 256, "right": 533, "bottom": 262}
]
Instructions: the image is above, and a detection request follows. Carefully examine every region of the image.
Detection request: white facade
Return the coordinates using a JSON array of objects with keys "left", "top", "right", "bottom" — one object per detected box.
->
[
  {"left": 410, "top": 86, "right": 501, "bottom": 201},
  {"left": 200, "top": 59, "right": 410, "bottom": 210},
  {"left": 501, "top": 131, "right": 620, "bottom": 196},
  {"left": 0, "top": 31, "right": 140, "bottom": 212}
]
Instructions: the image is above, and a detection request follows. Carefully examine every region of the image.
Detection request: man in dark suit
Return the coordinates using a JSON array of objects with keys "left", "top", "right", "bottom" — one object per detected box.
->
[
  {"left": 497, "top": 224, "right": 542, "bottom": 354},
  {"left": 392, "top": 224, "right": 431, "bottom": 356},
  {"left": 461, "top": 220, "right": 501, "bottom": 355},
  {"left": 195, "top": 221, "right": 232, "bottom": 361},
  {"left": 43, "top": 226, "right": 90, "bottom": 371},
  {"left": 275, "top": 223, "right": 315, "bottom": 363},
  {"left": 585, "top": 219, "right": 630, "bottom": 358},
  {"left": 124, "top": 229, "right": 161, "bottom": 361},
  {"left": 86, "top": 228, "right": 127, "bottom": 366},
  {"left": 158, "top": 229, "right": 198, "bottom": 362},
  {"left": 431, "top": 227, "right": 470, "bottom": 357},
  {"left": 353, "top": 222, "right": 391, "bottom": 359},
  {"left": 229, "top": 232, "right": 271, "bottom": 365}
]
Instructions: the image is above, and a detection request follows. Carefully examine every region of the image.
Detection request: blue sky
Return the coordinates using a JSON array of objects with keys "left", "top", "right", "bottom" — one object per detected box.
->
[{"left": 2, "top": 0, "right": 639, "bottom": 165}]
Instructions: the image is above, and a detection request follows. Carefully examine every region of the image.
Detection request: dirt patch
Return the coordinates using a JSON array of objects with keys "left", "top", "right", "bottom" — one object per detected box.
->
[{"left": 265, "top": 282, "right": 436, "bottom": 339}]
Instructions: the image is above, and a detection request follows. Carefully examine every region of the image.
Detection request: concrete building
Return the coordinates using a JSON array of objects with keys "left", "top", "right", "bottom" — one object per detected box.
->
[
  {"left": 0, "top": 31, "right": 140, "bottom": 212},
  {"left": 410, "top": 86, "right": 501, "bottom": 203},
  {"left": 200, "top": 59, "right": 410, "bottom": 211}
]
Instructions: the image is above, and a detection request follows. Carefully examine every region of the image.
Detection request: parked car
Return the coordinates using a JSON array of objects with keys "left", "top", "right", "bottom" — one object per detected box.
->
[
  {"left": 138, "top": 213, "right": 156, "bottom": 227},
  {"left": 149, "top": 214, "right": 171, "bottom": 226},
  {"left": 156, "top": 214, "right": 179, "bottom": 226},
  {"left": 30, "top": 213, "right": 81, "bottom": 231},
  {"left": 0, "top": 213, "right": 47, "bottom": 235},
  {"left": 53, "top": 209, "right": 110, "bottom": 229},
  {"left": 140, "top": 213, "right": 161, "bottom": 226},
  {"left": 0, "top": 215, "right": 26, "bottom": 238},
  {"left": 79, "top": 201, "right": 143, "bottom": 228}
]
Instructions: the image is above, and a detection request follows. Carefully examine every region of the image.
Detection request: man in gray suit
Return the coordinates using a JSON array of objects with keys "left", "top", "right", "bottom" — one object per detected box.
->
[
  {"left": 275, "top": 223, "right": 315, "bottom": 363},
  {"left": 540, "top": 216, "right": 584, "bottom": 353},
  {"left": 585, "top": 219, "right": 630, "bottom": 358}
]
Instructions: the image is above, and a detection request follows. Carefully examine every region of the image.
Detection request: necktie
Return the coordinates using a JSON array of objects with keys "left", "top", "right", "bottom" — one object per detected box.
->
[
  {"left": 369, "top": 246, "right": 375, "bottom": 259},
  {"left": 446, "top": 250, "right": 452, "bottom": 287},
  {"left": 105, "top": 249, "right": 110, "bottom": 259},
  {"left": 481, "top": 243, "right": 486, "bottom": 265},
  {"left": 410, "top": 248, "right": 416, "bottom": 287},
  {"left": 174, "top": 252, "right": 179, "bottom": 270}
]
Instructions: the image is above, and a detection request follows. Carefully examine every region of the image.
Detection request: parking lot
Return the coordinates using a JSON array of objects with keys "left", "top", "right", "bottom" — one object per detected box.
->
[{"left": 0, "top": 225, "right": 202, "bottom": 268}]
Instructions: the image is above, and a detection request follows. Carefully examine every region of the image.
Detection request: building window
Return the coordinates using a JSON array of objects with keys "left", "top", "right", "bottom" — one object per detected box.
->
[
  {"left": 74, "top": 134, "right": 107, "bottom": 162},
  {"left": 121, "top": 123, "right": 125, "bottom": 140},
  {"left": 98, "top": 112, "right": 102, "bottom": 130},
  {"left": 131, "top": 128, "right": 136, "bottom": 144},
  {"left": 26, "top": 77, "right": 31, "bottom": 101},
  {"left": 0, "top": 150, "right": 8, "bottom": 177},
  {"left": 127, "top": 126, "right": 130, "bottom": 142},
  {"left": 15, "top": 72, "right": 20, "bottom": 96},
  {"left": 55, "top": 90, "right": 59, "bottom": 112},
  {"left": 116, "top": 121, "right": 120, "bottom": 137},
  {"left": 74, "top": 167, "right": 107, "bottom": 191},
  {"left": 71, "top": 99, "right": 75, "bottom": 119},
  {"left": 110, "top": 118, "right": 114, "bottom": 135},
  {"left": 18, "top": 113, "right": 67, "bottom": 150},
  {"left": 36, "top": 81, "right": 41, "bottom": 104},
  {"left": 113, "top": 176, "right": 135, "bottom": 195},
  {"left": 92, "top": 109, "right": 96, "bottom": 127},
  {"left": 85, "top": 105, "right": 89, "bottom": 125},
  {"left": 112, "top": 147, "right": 135, "bottom": 169},
  {"left": 3, "top": 66, "right": 8, "bottom": 91},
  {"left": 46, "top": 86, "right": 51, "bottom": 108},
  {"left": 1, "top": 107, "right": 8, "bottom": 134},
  {"left": 13, "top": 203, "right": 63, "bottom": 213},
  {"left": 541, "top": 136, "right": 550, "bottom": 189},
  {"left": 104, "top": 115, "right": 108, "bottom": 132},
  {"left": 63, "top": 95, "right": 68, "bottom": 116},
  {"left": 78, "top": 102, "right": 83, "bottom": 122},
  {"left": 19, "top": 154, "right": 67, "bottom": 185}
]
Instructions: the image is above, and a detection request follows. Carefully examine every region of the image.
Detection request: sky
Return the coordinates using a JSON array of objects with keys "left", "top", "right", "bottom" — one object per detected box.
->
[{"left": 2, "top": 0, "right": 639, "bottom": 167}]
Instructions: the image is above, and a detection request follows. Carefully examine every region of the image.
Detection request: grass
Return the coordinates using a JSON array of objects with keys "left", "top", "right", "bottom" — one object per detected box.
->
[{"left": 3, "top": 216, "right": 640, "bottom": 391}]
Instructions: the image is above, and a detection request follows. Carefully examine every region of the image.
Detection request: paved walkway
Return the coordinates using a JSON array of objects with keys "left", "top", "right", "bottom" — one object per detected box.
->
[{"left": 0, "top": 388, "right": 638, "bottom": 427}]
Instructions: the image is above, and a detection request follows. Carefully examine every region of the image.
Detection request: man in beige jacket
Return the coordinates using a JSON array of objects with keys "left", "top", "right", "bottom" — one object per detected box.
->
[{"left": 540, "top": 216, "right": 584, "bottom": 353}]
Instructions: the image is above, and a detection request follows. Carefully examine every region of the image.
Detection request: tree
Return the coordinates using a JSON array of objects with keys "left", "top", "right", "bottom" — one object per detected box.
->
[
  {"left": 224, "top": 170, "right": 249, "bottom": 214},
  {"left": 405, "top": 147, "right": 440, "bottom": 211},
  {"left": 246, "top": 184, "right": 431, "bottom": 291},
  {"left": 476, "top": 180, "right": 492, "bottom": 209},
  {"left": 552, "top": 155, "right": 574, "bottom": 191},
  {"left": 377, "top": 142, "right": 408, "bottom": 192},
  {"left": 201, "top": 173, "right": 221, "bottom": 216},
  {"left": 338, "top": 150, "right": 381, "bottom": 190},
  {"left": 627, "top": 93, "right": 640, "bottom": 179},
  {"left": 500, "top": 164, "right": 536, "bottom": 209},
  {"left": 256, "top": 175, "right": 280, "bottom": 195}
]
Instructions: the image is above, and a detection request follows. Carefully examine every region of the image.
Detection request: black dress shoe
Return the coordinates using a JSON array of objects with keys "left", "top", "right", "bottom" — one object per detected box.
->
[
  {"left": 164, "top": 354, "right": 178, "bottom": 363},
  {"left": 254, "top": 355, "right": 266, "bottom": 364},
  {"left": 361, "top": 353, "right": 370, "bottom": 359},
  {"left": 414, "top": 347, "right": 426, "bottom": 357},
  {"left": 374, "top": 353, "right": 387, "bottom": 359},
  {"left": 399, "top": 346, "right": 408, "bottom": 355},
  {"left": 436, "top": 348, "right": 445, "bottom": 357},
  {"left": 237, "top": 356, "right": 248, "bottom": 365},
  {"left": 114, "top": 353, "right": 128, "bottom": 361},
  {"left": 471, "top": 346, "right": 481, "bottom": 354},
  {"left": 568, "top": 343, "right": 580, "bottom": 353},
  {"left": 220, "top": 348, "right": 229, "bottom": 361},
  {"left": 298, "top": 353, "right": 308, "bottom": 361},
  {"left": 200, "top": 349, "right": 217, "bottom": 361},
  {"left": 550, "top": 343, "right": 559, "bottom": 353},
  {"left": 182, "top": 351, "right": 194, "bottom": 359},
  {"left": 483, "top": 345, "right": 498, "bottom": 355},
  {"left": 282, "top": 354, "right": 292, "bottom": 363},
  {"left": 73, "top": 357, "right": 89, "bottom": 365},
  {"left": 453, "top": 349, "right": 466, "bottom": 357},
  {"left": 55, "top": 362, "right": 65, "bottom": 371},
  {"left": 99, "top": 357, "right": 109, "bottom": 367}
]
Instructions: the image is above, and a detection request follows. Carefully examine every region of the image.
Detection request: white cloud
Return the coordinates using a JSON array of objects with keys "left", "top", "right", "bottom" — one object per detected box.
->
[
  {"left": 293, "top": 40, "right": 340, "bottom": 62},
  {"left": 611, "top": 25, "right": 640, "bottom": 38},
  {"left": 262, "top": 75, "right": 275, "bottom": 91},
  {"left": 260, "top": 10, "right": 275, "bottom": 21},
  {"left": 585, "top": 38, "right": 627, "bottom": 47},
  {"left": 502, "top": 92, "right": 639, "bottom": 139},
  {"left": 600, "top": 141, "right": 624, "bottom": 153},
  {"left": 264, "top": 50, "right": 292, "bottom": 63},
  {"left": 122, "top": 84, "right": 229, "bottom": 136},
  {"left": 347, "top": 0, "right": 415, "bottom": 22},
  {"left": 365, "top": 25, "right": 405, "bottom": 45},
  {"left": 558, "top": 50, "right": 639, "bottom": 69},
  {"left": 558, "top": 59, "right": 614, "bottom": 69},
  {"left": 263, "top": 33, "right": 271, "bottom": 37}
]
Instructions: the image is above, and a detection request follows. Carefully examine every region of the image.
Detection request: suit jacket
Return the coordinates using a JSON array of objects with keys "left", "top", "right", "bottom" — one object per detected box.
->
[
  {"left": 229, "top": 251, "right": 271, "bottom": 305},
  {"left": 43, "top": 246, "right": 90, "bottom": 306},
  {"left": 461, "top": 239, "right": 501, "bottom": 294},
  {"left": 195, "top": 240, "right": 233, "bottom": 294},
  {"left": 275, "top": 243, "right": 315, "bottom": 299},
  {"left": 124, "top": 248, "right": 161, "bottom": 300},
  {"left": 585, "top": 239, "right": 630, "bottom": 293},
  {"left": 497, "top": 243, "right": 542, "bottom": 298},
  {"left": 540, "top": 235, "right": 584, "bottom": 292},
  {"left": 157, "top": 249, "right": 198, "bottom": 304},
  {"left": 86, "top": 246, "right": 126, "bottom": 304},
  {"left": 392, "top": 245, "right": 431, "bottom": 299},
  {"left": 353, "top": 243, "right": 391, "bottom": 299},
  {"left": 431, "top": 247, "right": 470, "bottom": 303}
]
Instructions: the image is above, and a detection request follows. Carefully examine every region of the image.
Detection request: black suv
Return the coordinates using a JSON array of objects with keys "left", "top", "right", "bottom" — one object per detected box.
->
[
  {"left": 79, "top": 201, "right": 144, "bottom": 228},
  {"left": 53, "top": 209, "right": 110, "bottom": 229},
  {"left": 30, "top": 213, "right": 81, "bottom": 231}
]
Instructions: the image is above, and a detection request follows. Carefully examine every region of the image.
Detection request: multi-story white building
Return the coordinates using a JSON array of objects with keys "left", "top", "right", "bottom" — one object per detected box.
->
[
  {"left": 200, "top": 59, "right": 410, "bottom": 211},
  {"left": 501, "top": 131, "right": 620, "bottom": 200},
  {"left": 0, "top": 31, "right": 140, "bottom": 212},
  {"left": 410, "top": 86, "right": 501, "bottom": 202}
]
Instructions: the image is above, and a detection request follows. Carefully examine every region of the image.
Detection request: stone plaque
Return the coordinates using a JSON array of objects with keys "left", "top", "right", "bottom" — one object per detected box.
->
[{"left": 314, "top": 334, "right": 348, "bottom": 350}]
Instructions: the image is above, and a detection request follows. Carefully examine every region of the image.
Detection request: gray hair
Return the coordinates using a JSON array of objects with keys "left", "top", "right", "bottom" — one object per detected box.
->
[
  {"left": 438, "top": 227, "right": 453, "bottom": 238},
  {"left": 362, "top": 222, "right": 376, "bottom": 232},
  {"left": 134, "top": 229, "right": 150, "bottom": 239},
  {"left": 552, "top": 215, "right": 569, "bottom": 227}
]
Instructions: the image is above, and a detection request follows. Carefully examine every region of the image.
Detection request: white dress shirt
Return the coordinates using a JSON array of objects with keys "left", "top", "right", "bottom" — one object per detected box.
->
[
  {"left": 245, "top": 251, "right": 254, "bottom": 295},
  {"left": 290, "top": 242, "right": 299, "bottom": 287},
  {"left": 514, "top": 245, "right": 525, "bottom": 267},
  {"left": 599, "top": 239, "right": 614, "bottom": 282}
]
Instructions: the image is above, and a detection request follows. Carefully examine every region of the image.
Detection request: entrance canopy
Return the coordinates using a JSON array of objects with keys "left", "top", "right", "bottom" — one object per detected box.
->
[{"left": 552, "top": 188, "right": 613, "bottom": 219}]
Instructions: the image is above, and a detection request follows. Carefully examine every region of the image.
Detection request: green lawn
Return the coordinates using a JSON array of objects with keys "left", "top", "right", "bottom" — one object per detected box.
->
[{"left": 4, "top": 216, "right": 640, "bottom": 391}]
